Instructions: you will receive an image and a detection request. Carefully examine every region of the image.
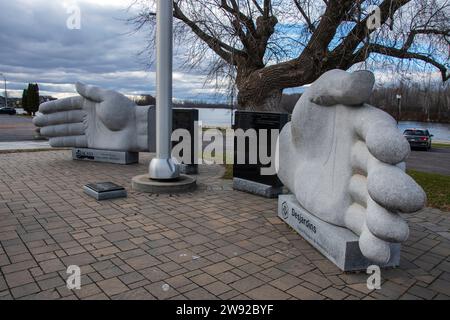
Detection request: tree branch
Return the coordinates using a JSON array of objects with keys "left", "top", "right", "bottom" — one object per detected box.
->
[
  {"left": 403, "top": 28, "right": 450, "bottom": 51},
  {"left": 355, "top": 43, "right": 449, "bottom": 82},
  {"left": 300, "top": 0, "right": 355, "bottom": 59},
  {"left": 220, "top": 0, "right": 257, "bottom": 37},
  {"left": 263, "top": 0, "right": 271, "bottom": 18},
  {"left": 173, "top": 2, "right": 245, "bottom": 64},
  {"left": 293, "top": 0, "right": 316, "bottom": 33},
  {"left": 251, "top": 0, "right": 264, "bottom": 15},
  {"left": 331, "top": 0, "right": 411, "bottom": 59}
]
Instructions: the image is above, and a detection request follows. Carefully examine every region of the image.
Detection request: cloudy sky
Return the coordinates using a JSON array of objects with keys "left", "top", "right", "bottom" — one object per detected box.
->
[
  {"left": 0, "top": 0, "right": 226, "bottom": 102},
  {"left": 1, "top": 0, "right": 444, "bottom": 103}
]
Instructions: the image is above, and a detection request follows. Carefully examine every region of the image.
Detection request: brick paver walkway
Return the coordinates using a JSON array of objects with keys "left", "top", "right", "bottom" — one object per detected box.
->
[{"left": 0, "top": 150, "right": 449, "bottom": 300}]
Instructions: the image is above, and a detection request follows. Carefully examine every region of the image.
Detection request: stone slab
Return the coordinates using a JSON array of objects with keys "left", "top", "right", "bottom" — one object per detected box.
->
[
  {"left": 278, "top": 195, "right": 401, "bottom": 272},
  {"left": 83, "top": 183, "right": 127, "bottom": 201},
  {"left": 72, "top": 148, "right": 139, "bottom": 165},
  {"left": 233, "top": 178, "right": 283, "bottom": 198},
  {"left": 233, "top": 111, "right": 289, "bottom": 187}
]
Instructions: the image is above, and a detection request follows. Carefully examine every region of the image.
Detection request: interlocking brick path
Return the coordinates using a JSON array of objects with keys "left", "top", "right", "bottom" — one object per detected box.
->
[{"left": 0, "top": 150, "right": 449, "bottom": 300}]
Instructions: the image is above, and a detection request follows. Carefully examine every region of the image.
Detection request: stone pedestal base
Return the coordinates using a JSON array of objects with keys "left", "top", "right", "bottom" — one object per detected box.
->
[
  {"left": 132, "top": 174, "right": 197, "bottom": 194},
  {"left": 233, "top": 178, "right": 282, "bottom": 198},
  {"left": 278, "top": 195, "right": 401, "bottom": 272},
  {"left": 72, "top": 148, "right": 138, "bottom": 165}
]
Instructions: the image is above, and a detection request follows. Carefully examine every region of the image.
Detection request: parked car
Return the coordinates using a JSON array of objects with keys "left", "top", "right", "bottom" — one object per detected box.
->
[
  {"left": 403, "top": 128, "right": 433, "bottom": 151},
  {"left": 0, "top": 107, "right": 17, "bottom": 115}
]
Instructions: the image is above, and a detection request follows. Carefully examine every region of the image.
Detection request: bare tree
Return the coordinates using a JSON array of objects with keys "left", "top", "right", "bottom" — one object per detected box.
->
[
  {"left": 371, "top": 77, "right": 450, "bottom": 122},
  {"left": 131, "top": 0, "right": 450, "bottom": 111}
]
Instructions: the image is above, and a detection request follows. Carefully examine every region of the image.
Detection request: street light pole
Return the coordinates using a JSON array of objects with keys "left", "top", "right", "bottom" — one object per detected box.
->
[
  {"left": 148, "top": 0, "right": 180, "bottom": 180},
  {"left": 0, "top": 73, "right": 7, "bottom": 108},
  {"left": 396, "top": 94, "right": 402, "bottom": 124}
]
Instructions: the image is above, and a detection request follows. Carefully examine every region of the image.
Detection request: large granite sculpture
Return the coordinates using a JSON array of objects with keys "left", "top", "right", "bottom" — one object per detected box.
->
[
  {"left": 34, "top": 83, "right": 151, "bottom": 152},
  {"left": 277, "top": 69, "right": 426, "bottom": 267}
]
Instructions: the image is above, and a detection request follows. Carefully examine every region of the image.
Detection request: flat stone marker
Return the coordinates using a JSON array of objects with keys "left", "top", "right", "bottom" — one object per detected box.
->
[
  {"left": 72, "top": 148, "right": 139, "bottom": 165},
  {"left": 278, "top": 194, "right": 400, "bottom": 272},
  {"left": 233, "top": 177, "right": 282, "bottom": 198},
  {"left": 84, "top": 182, "right": 127, "bottom": 201}
]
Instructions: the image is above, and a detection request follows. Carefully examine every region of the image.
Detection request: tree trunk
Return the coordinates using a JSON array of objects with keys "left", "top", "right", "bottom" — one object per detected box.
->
[
  {"left": 235, "top": 56, "right": 319, "bottom": 112},
  {"left": 237, "top": 85, "right": 283, "bottom": 112},
  {"left": 236, "top": 68, "right": 284, "bottom": 112}
]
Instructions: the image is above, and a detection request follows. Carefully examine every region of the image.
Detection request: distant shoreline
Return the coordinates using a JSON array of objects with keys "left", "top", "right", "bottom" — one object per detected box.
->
[{"left": 397, "top": 118, "right": 450, "bottom": 124}]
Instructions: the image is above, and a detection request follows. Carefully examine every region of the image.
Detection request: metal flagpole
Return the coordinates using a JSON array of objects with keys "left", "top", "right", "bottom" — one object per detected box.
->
[{"left": 149, "top": 0, "right": 180, "bottom": 180}]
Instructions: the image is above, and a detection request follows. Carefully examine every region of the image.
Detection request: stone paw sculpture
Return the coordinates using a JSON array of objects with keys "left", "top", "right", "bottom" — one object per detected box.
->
[
  {"left": 33, "top": 83, "right": 150, "bottom": 152},
  {"left": 277, "top": 69, "right": 426, "bottom": 264}
]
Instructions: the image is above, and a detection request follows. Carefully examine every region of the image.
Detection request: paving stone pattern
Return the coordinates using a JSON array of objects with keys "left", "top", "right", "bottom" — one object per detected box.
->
[{"left": 0, "top": 151, "right": 449, "bottom": 300}]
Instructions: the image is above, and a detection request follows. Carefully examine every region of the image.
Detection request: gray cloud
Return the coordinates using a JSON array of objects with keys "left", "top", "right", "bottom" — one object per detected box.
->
[{"left": 0, "top": 0, "right": 220, "bottom": 101}]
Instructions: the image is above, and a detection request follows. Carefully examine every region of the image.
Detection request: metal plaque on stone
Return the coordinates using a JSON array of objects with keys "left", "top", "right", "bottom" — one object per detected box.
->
[
  {"left": 83, "top": 182, "right": 127, "bottom": 201},
  {"left": 73, "top": 148, "right": 139, "bottom": 165},
  {"left": 278, "top": 195, "right": 401, "bottom": 271}
]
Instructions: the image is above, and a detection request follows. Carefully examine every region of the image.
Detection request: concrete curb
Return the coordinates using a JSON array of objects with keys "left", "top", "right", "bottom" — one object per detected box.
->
[{"left": 0, "top": 148, "right": 69, "bottom": 154}]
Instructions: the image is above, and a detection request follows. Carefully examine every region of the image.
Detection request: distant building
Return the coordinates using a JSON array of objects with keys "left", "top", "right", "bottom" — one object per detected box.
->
[
  {"left": 0, "top": 96, "right": 28, "bottom": 108},
  {"left": 40, "top": 96, "right": 57, "bottom": 103},
  {"left": 0, "top": 95, "right": 55, "bottom": 108},
  {"left": 12, "top": 99, "right": 21, "bottom": 107}
]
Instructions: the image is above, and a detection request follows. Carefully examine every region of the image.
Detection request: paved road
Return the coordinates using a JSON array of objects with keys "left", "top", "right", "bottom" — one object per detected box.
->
[
  {"left": 407, "top": 147, "right": 450, "bottom": 176},
  {"left": 0, "top": 141, "right": 51, "bottom": 151},
  {"left": 0, "top": 115, "right": 37, "bottom": 141}
]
